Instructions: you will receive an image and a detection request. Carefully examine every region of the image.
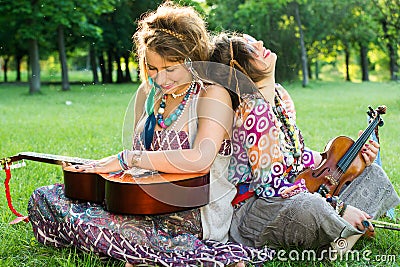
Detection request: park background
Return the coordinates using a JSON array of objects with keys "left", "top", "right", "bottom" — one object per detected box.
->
[{"left": 0, "top": 0, "right": 399, "bottom": 266}]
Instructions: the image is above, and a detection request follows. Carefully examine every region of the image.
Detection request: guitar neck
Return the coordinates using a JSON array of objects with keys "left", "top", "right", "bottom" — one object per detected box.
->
[{"left": 3, "top": 152, "right": 93, "bottom": 166}]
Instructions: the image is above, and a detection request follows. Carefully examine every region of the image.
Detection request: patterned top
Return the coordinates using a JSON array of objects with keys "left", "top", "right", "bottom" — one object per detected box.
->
[
  {"left": 228, "top": 84, "right": 315, "bottom": 199},
  {"left": 133, "top": 130, "right": 231, "bottom": 155}
]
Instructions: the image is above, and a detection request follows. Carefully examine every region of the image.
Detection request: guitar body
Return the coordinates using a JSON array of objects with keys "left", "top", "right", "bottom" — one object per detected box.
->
[
  {"left": 63, "top": 170, "right": 210, "bottom": 215},
  {"left": 63, "top": 171, "right": 105, "bottom": 203},
  {"left": 102, "top": 172, "right": 210, "bottom": 215},
  {"left": 296, "top": 136, "right": 366, "bottom": 195}
]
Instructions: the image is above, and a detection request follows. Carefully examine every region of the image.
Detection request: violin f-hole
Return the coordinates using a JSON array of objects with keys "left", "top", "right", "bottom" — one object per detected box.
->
[{"left": 312, "top": 167, "right": 331, "bottom": 178}]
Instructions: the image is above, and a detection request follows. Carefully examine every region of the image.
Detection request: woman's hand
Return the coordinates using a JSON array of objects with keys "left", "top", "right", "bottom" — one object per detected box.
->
[
  {"left": 359, "top": 130, "right": 380, "bottom": 166},
  {"left": 341, "top": 204, "right": 374, "bottom": 233},
  {"left": 63, "top": 155, "right": 121, "bottom": 174}
]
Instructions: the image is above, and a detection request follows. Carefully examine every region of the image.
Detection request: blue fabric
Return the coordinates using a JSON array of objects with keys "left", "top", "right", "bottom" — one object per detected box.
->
[
  {"left": 369, "top": 117, "right": 395, "bottom": 220},
  {"left": 142, "top": 112, "right": 156, "bottom": 150},
  {"left": 141, "top": 78, "right": 157, "bottom": 150}
]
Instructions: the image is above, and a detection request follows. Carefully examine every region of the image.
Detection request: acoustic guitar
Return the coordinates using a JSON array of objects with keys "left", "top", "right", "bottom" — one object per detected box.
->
[
  {"left": 296, "top": 105, "right": 386, "bottom": 196},
  {"left": 1, "top": 152, "right": 210, "bottom": 215}
]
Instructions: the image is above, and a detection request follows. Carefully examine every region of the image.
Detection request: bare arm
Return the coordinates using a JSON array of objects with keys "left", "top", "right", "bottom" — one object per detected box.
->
[
  {"left": 135, "top": 85, "right": 233, "bottom": 173},
  {"left": 66, "top": 85, "right": 234, "bottom": 174}
]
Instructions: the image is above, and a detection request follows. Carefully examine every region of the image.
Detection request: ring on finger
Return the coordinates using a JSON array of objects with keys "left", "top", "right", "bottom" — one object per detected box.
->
[{"left": 362, "top": 220, "right": 370, "bottom": 228}]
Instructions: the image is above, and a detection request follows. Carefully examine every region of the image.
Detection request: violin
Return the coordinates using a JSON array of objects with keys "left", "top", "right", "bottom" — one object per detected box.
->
[{"left": 296, "top": 106, "right": 386, "bottom": 196}]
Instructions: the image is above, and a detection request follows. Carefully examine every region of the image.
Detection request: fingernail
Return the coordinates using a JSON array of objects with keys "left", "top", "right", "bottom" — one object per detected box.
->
[{"left": 365, "top": 144, "right": 369, "bottom": 147}]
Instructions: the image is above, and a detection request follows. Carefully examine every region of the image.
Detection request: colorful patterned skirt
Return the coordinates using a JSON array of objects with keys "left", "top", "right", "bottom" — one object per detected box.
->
[{"left": 28, "top": 184, "right": 275, "bottom": 266}]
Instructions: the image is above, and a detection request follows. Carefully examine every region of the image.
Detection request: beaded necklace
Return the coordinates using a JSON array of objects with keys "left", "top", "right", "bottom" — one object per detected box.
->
[
  {"left": 272, "top": 92, "right": 302, "bottom": 172},
  {"left": 156, "top": 80, "right": 195, "bottom": 129}
]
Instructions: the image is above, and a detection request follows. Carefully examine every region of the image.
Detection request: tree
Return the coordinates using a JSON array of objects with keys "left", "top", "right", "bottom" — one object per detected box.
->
[
  {"left": 40, "top": 0, "right": 115, "bottom": 90},
  {"left": 290, "top": 1, "right": 308, "bottom": 87},
  {"left": 97, "top": 0, "right": 161, "bottom": 84},
  {"left": 0, "top": 0, "right": 48, "bottom": 93},
  {"left": 206, "top": 0, "right": 302, "bottom": 82},
  {"left": 372, "top": 0, "right": 399, "bottom": 81}
]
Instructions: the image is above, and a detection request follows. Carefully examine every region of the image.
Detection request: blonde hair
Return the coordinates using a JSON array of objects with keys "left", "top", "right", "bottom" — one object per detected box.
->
[{"left": 133, "top": 1, "right": 211, "bottom": 83}]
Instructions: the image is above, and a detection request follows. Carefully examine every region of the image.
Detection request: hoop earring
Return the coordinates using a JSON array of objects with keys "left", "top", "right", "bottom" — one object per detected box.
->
[{"left": 184, "top": 57, "right": 204, "bottom": 90}]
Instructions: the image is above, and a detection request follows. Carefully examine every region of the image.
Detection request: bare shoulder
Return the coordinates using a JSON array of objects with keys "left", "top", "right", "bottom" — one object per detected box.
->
[
  {"left": 199, "top": 84, "right": 231, "bottom": 103},
  {"left": 197, "top": 84, "right": 234, "bottom": 119}
]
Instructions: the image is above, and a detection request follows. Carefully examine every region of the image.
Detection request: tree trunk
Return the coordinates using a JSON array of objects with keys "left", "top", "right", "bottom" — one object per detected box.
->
[
  {"left": 99, "top": 53, "right": 107, "bottom": 83},
  {"left": 107, "top": 49, "right": 113, "bottom": 83},
  {"left": 359, "top": 43, "right": 369, "bottom": 81},
  {"left": 116, "top": 54, "right": 124, "bottom": 83},
  {"left": 16, "top": 55, "right": 23, "bottom": 82},
  {"left": 123, "top": 54, "right": 132, "bottom": 82},
  {"left": 29, "top": 39, "right": 41, "bottom": 94},
  {"left": 382, "top": 20, "right": 398, "bottom": 81},
  {"left": 345, "top": 46, "right": 351, "bottom": 82},
  {"left": 57, "top": 25, "right": 70, "bottom": 91},
  {"left": 293, "top": 1, "right": 308, "bottom": 87},
  {"left": 315, "top": 60, "right": 319, "bottom": 80},
  {"left": 388, "top": 41, "right": 398, "bottom": 81},
  {"left": 89, "top": 45, "right": 99, "bottom": 84},
  {"left": 3, "top": 57, "right": 9, "bottom": 82}
]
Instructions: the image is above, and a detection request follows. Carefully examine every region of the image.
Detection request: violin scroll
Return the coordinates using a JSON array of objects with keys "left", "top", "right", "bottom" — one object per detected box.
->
[{"left": 367, "top": 105, "right": 386, "bottom": 127}]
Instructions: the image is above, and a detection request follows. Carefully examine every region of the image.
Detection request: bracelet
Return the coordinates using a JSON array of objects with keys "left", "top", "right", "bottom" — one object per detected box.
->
[
  {"left": 130, "top": 150, "right": 142, "bottom": 168},
  {"left": 338, "top": 203, "right": 347, "bottom": 217},
  {"left": 117, "top": 150, "right": 130, "bottom": 170},
  {"left": 325, "top": 194, "right": 346, "bottom": 216}
]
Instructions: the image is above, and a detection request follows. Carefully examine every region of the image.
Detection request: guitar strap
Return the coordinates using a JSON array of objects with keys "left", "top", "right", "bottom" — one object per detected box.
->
[{"left": 3, "top": 163, "right": 29, "bottom": 224}]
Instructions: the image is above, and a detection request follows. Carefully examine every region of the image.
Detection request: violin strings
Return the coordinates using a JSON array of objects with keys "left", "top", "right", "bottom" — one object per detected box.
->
[{"left": 339, "top": 117, "right": 379, "bottom": 171}]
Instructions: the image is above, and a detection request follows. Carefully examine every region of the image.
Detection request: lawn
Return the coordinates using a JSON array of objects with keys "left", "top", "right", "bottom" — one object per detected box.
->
[{"left": 0, "top": 80, "right": 399, "bottom": 266}]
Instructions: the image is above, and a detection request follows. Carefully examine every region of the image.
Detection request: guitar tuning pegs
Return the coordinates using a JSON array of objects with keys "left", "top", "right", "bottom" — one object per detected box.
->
[{"left": 378, "top": 119, "right": 384, "bottom": 127}]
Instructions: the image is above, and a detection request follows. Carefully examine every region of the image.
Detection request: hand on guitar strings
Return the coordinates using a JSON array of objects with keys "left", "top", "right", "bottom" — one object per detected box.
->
[
  {"left": 63, "top": 155, "right": 121, "bottom": 174},
  {"left": 358, "top": 130, "right": 380, "bottom": 167}
]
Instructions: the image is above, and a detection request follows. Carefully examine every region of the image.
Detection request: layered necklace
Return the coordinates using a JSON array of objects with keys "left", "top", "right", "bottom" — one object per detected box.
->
[
  {"left": 272, "top": 92, "right": 302, "bottom": 171},
  {"left": 156, "top": 81, "right": 196, "bottom": 129}
]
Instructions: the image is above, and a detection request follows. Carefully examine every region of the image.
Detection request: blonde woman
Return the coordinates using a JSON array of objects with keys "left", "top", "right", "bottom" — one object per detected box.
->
[{"left": 28, "top": 3, "right": 274, "bottom": 266}]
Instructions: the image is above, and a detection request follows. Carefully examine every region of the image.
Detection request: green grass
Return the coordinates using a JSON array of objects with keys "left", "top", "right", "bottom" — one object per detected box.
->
[{"left": 0, "top": 81, "right": 399, "bottom": 266}]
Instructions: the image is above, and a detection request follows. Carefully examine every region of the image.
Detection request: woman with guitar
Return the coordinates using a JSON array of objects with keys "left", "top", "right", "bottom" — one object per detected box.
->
[
  {"left": 209, "top": 32, "right": 400, "bottom": 255},
  {"left": 27, "top": 3, "right": 274, "bottom": 267}
]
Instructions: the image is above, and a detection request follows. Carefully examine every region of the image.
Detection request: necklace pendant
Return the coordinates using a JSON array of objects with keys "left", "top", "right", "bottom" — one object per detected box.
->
[
  {"left": 172, "top": 91, "right": 185, "bottom": 99},
  {"left": 286, "top": 154, "right": 294, "bottom": 165},
  {"left": 236, "top": 116, "right": 243, "bottom": 127}
]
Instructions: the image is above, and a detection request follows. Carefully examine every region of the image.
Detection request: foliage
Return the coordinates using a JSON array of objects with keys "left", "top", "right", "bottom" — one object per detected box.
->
[{"left": 0, "top": 0, "right": 399, "bottom": 85}]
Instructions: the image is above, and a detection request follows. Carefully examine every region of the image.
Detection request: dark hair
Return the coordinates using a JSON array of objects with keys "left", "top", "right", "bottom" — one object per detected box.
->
[
  {"left": 209, "top": 32, "right": 265, "bottom": 109},
  {"left": 210, "top": 32, "right": 269, "bottom": 83}
]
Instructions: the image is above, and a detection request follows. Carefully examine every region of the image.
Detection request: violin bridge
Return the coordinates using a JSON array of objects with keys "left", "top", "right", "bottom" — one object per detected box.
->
[{"left": 325, "top": 175, "right": 338, "bottom": 186}]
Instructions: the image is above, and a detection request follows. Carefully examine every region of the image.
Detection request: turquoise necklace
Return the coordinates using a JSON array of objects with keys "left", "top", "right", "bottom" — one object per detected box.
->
[{"left": 156, "top": 81, "right": 195, "bottom": 129}]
